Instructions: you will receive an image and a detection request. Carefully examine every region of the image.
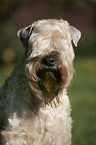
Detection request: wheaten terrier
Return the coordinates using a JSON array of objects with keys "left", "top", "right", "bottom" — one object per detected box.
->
[{"left": 0, "top": 19, "right": 81, "bottom": 145}]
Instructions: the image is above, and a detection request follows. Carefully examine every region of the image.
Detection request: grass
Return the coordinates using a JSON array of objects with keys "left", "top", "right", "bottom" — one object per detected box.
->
[
  {"left": 0, "top": 57, "right": 96, "bottom": 145},
  {"left": 68, "top": 57, "right": 96, "bottom": 145}
]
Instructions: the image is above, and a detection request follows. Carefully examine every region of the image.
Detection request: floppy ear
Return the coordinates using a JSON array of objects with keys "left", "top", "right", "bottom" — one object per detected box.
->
[
  {"left": 17, "top": 24, "right": 34, "bottom": 47},
  {"left": 69, "top": 26, "right": 81, "bottom": 47}
]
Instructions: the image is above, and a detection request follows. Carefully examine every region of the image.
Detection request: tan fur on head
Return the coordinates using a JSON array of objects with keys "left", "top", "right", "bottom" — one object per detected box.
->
[{"left": 22, "top": 19, "right": 81, "bottom": 105}]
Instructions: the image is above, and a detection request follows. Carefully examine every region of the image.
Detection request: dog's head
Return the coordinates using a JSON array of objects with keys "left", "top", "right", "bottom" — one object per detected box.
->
[{"left": 17, "top": 19, "right": 81, "bottom": 104}]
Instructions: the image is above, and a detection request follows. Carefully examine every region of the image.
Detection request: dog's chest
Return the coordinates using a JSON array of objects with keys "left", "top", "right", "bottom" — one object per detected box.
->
[{"left": 2, "top": 95, "right": 72, "bottom": 145}]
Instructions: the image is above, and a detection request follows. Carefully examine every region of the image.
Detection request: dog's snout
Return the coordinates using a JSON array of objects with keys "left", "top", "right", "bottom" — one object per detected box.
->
[{"left": 42, "top": 56, "right": 56, "bottom": 67}]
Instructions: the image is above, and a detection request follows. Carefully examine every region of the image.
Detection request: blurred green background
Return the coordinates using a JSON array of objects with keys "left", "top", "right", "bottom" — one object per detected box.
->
[{"left": 0, "top": 0, "right": 96, "bottom": 145}]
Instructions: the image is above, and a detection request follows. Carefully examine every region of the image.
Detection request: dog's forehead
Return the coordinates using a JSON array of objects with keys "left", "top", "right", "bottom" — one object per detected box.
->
[
  {"left": 28, "top": 20, "right": 74, "bottom": 59},
  {"left": 29, "top": 34, "right": 74, "bottom": 62},
  {"left": 17, "top": 19, "right": 81, "bottom": 50},
  {"left": 33, "top": 19, "right": 70, "bottom": 33},
  {"left": 28, "top": 19, "right": 79, "bottom": 62},
  {"left": 29, "top": 19, "right": 71, "bottom": 48}
]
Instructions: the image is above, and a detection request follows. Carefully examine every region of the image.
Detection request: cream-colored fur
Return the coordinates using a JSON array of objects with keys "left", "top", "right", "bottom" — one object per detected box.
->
[
  {"left": 0, "top": 19, "right": 81, "bottom": 145},
  {"left": 2, "top": 90, "right": 72, "bottom": 145}
]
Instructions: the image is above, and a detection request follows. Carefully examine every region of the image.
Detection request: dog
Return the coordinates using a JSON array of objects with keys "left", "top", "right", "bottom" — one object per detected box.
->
[{"left": 0, "top": 19, "right": 81, "bottom": 145}]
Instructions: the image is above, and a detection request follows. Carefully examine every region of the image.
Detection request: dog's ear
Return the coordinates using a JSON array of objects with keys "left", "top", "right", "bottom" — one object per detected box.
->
[
  {"left": 17, "top": 25, "right": 34, "bottom": 47},
  {"left": 69, "top": 26, "right": 81, "bottom": 47}
]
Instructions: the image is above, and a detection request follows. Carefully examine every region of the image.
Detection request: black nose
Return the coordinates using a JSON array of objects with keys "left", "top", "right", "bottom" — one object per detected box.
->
[{"left": 42, "top": 56, "right": 56, "bottom": 67}]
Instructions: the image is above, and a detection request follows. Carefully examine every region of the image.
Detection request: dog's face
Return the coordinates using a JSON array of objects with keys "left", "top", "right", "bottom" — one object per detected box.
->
[{"left": 17, "top": 19, "right": 81, "bottom": 104}]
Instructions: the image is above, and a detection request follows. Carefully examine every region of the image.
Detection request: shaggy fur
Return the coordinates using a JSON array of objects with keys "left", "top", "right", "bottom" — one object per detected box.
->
[{"left": 0, "top": 19, "right": 81, "bottom": 145}]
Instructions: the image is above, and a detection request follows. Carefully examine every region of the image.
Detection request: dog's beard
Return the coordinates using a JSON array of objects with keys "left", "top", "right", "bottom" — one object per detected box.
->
[
  {"left": 37, "top": 68, "right": 63, "bottom": 104},
  {"left": 26, "top": 55, "right": 68, "bottom": 104}
]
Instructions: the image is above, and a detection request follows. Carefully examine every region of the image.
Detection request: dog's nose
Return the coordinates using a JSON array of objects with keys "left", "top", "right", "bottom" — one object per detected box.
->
[{"left": 42, "top": 56, "right": 56, "bottom": 67}]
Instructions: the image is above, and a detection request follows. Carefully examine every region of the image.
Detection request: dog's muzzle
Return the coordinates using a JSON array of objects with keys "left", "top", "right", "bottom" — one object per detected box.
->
[
  {"left": 35, "top": 54, "right": 66, "bottom": 104},
  {"left": 36, "top": 55, "right": 58, "bottom": 79},
  {"left": 26, "top": 52, "right": 67, "bottom": 104}
]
